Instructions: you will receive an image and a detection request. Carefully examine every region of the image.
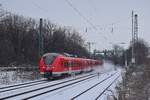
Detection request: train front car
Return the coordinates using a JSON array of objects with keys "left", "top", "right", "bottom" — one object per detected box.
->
[
  {"left": 39, "top": 53, "right": 63, "bottom": 79},
  {"left": 39, "top": 53, "right": 103, "bottom": 80}
]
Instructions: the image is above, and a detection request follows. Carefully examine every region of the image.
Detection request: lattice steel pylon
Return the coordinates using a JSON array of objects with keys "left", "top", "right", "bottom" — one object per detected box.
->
[
  {"left": 134, "top": 14, "right": 138, "bottom": 42},
  {"left": 131, "top": 11, "right": 138, "bottom": 64},
  {"left": 134, "top": 14, "right": 138, "bottom": 64},
  {"left": 132, "top": 11, "right": 138, "bottom": 64}
]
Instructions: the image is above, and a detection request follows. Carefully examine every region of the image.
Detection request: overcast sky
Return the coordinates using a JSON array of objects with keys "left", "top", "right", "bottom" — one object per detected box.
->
[{"left": 0, "top": 0, "right": 150, "bottom": 51}]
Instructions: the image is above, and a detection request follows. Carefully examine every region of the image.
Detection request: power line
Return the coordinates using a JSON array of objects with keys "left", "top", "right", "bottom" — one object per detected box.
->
[
  {"left": 30, "top": 0, "right": 65, "bottom": 24},
  {"left": 65, "top": 0, "right": 131, "bottom": 33},
  {"left": 64, "top": 0, "right": 131, "bottom": 42},
  {"left": 64, "top": 0, "right": 97, "bottom": 31},
  {"left": 31, "top": 0, "right": 129, "bottom": 43},
  {"left": 64, "top": 0, "right": 109, "bottom": 43},
  {"left": 30, "top": 0, "right": 49, "bottom": 13},
  {"left": 30, "top": 0, "right": 129, "bottom": 49},
  {"left": 30, "top": 0, "right": 107, "bottom": 42}
]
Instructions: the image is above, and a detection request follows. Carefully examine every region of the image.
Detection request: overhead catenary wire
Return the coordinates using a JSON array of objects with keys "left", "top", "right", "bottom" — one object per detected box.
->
[
  {"left": 64, "top": 0, "right": 108, "bottom": 42},
  {"left": 29, "top": 0, "right": 131, "bottom": 45},
  {"left": 64, "top": 0, "right": 130, "bottom": 43},
  {"left": 2, "top": 0, "right": 130, "bottom": 50},
  {"left": 18, "top": 0, "right": 107, "bottom": 50},
  {"left": 30, "top": 0, "right": 49, "bottom": 13},
  {"left": 64, "top": 0, "right": 97, "bottom": 31}
]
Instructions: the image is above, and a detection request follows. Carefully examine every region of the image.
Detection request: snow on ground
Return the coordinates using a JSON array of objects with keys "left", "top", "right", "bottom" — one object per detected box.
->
[
  {"left": 30, "top": 61, "right": 122, "bottom": 100},
  {"left": 0, "top": 70, "right": 40, "bottom": 86},
  {"left": 0, "top": 72, "right": 96, "bottom": 98},
  {"left": 31, "top": 71, "right": 118, "bottom": 100},
  {"left": 0, "top": 61, "right": 123, "bottom": 100}
]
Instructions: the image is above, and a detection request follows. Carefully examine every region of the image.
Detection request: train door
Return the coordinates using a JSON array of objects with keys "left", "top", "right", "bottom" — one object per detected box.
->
[{"left": 68, "top": 60, "right": 72, "bottom": 74}]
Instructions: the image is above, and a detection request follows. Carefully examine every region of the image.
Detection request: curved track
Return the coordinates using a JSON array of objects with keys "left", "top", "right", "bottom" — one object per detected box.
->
[
  {"left": 0, "top": 72, "right": 97, "bottom": 99},
  {"left": 95, "top": 75, "right": 120, "bottom": 100},
  {"left": 0, "top": 79, "right": 46, "bottom": 90},
  {"left": 0, "top": 81, "right": 48, "bottom": 93},
  {"left": 70, "top": 72, "right": 118, "bottom": 100},
  {"left": 0, "top": 70, "right": 120, "bottom": 100}
]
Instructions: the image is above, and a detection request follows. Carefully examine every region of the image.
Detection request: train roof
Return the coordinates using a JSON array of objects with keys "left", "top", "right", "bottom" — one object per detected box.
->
[
  {"left": 42, "top": 53, "right": 63, "bottom": 57},
  {"left": 42, "top": 53, "right": 99, "bottom": 61}
]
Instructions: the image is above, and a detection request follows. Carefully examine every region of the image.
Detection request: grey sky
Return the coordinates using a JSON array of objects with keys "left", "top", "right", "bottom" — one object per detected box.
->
[{"left": 0, "top": 0, "right": 150, "bottom": 51}]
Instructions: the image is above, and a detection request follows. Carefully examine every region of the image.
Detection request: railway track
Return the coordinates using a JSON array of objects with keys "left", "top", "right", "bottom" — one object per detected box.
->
[
  {"left": 0, "top": 79, "right": 46, "bottom": 90},
  {"left": 23, "top": 74, "right": 98, "bottom": 100},
  {"left": 0, "top": 71, "right": 97, "bottom": 93},
  {"left": 0, "top": 80, "right": 48, "bottom": 93},
  {"left": 23, "top": 72, "right": 117, "bottom": 100},
  {"left": 70, "top": 72, "right": 118, "bottom": 100},
  {"left": 22, "top": 72, "right": 117, "bottom": 100},
  {"left": 95, "top": 75, "right": 120, "bottom": 100},
  {"left": 70, "top": 73, "right": 120, "bottom": 100},
  {"left": 0, "top": 72, "right": 99, "bottom": 100},
  {"left": 0, "top": 71, "right": 118, "bottom": 100}
]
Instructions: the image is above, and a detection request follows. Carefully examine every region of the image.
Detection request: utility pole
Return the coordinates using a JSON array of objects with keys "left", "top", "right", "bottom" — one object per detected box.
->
[
  {"left": 134, "top": 14, "right": 138, "bottom": 64},
  {"left": 131, "top": 11, "right": 138, "bottom": 64},
  {"left": 87, "top": 42, "right": 94, "bottom": 58},
  {"left": 93, "top": 49, "right": 96, "bottom": 59},
  {"left": 87, "top": 42, "right": 91, "bottom": 53},
  {"left": 131, "top": 11, "right": 135, "bottom": 64},
  {"left": 39, "top": 18, "right": 44, "bottom": 58},
  {"left": 134, "top": 14, "right": 138, "bottom": 42}
]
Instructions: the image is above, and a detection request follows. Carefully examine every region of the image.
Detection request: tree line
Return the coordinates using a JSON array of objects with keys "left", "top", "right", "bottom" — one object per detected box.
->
[{"left": 0, "top": 9, "right": 89, "bottom": 66}]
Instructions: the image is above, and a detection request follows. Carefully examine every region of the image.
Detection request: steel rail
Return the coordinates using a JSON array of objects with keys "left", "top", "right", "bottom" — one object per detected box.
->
[
  {"left": 95, "top": 75, "right": 120, "bottom": 100},
  {"left": 70, "top": 72, "right": 117, "bottom": 100},
  {"left": 0, "top": 79, "right": 46, "bottom": 90},
  {"left": 23, "top": 75, "right": 97, "bottom": 100},
  {"left": 0, "top": 73, "right": 97, "bottom": 99}
]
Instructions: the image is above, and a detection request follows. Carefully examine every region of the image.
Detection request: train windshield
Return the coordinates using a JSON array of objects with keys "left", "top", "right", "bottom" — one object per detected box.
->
[{"left": 43, "top": 53, "right": 58, "bottom": 65}]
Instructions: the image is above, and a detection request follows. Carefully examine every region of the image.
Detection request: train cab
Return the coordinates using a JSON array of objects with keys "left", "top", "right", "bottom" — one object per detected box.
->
[{"left": 39, "top": 53, "right": 63, "bottom": 78}]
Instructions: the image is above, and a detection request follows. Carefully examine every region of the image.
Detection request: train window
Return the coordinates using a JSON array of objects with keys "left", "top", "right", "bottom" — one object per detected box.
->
[
  {"left": 43, "top": 55, "right": 57, "bottom": 65},
  {"left": 72, "top": 61, "right": 77, "bottom": 67},
  {"left": 61, "top": 62, "right": 64, "bottom": 66},
  {"left": 68, "top": 61, "right": 72, "bottom": 67},
  {"left": 71, "top": 61, "right": 75, "bottom": 67},
  {"left": 70, "top": 62, "right": 73, "bottom": 67},
  {"left": 73, "top": 62, "right": 76, "bottom": 67},
  {"left": 64, "top": 62, "right": 69, "bottom": 67},
  {"left": 75, "top": 62, "right": 78, "bottom": 67}
]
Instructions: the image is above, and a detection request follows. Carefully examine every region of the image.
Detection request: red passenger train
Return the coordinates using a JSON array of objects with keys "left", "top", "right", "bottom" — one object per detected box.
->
[{"left": 39, "top": 53, "right": 103, "bottom": 79}]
